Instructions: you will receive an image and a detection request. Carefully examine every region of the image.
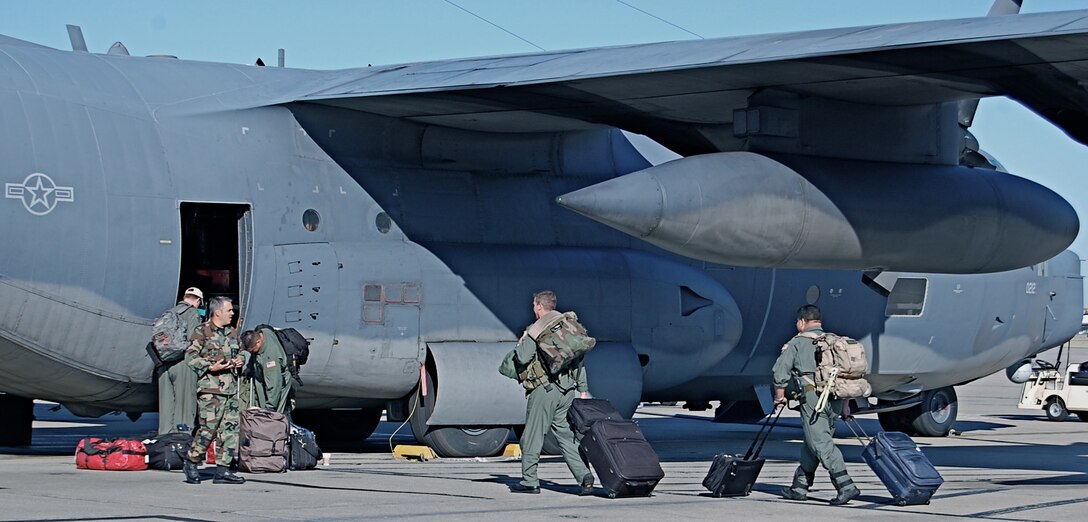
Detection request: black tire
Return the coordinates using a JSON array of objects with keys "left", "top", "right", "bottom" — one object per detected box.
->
[
  {"left": 877, "top": 409, "right": 916, "bottom": 435},
  {"left": 408, "top": 364, "right": 510, "bottom": 458},
  {"left": 291, "top": 407, "right": 382, "bottom": 452},
  {"left": 908, "top": 386, "right": 958, "bottom": 437},
  {"left": 1044, "top": 397, "right": 1069, "bottom": 421}
]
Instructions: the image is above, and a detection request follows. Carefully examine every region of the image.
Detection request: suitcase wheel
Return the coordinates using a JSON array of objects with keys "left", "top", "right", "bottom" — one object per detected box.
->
[{"left": 607, "top": 491, "right": 617, "bottom": 499}]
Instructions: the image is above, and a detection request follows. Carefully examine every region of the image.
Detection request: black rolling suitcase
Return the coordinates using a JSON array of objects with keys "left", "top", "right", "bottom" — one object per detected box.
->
[
  {"left": 580, "top": 419, "right": 664, "bottom": 498},
  {"left": 288, "top": 423, "right": 322, "bottom": 471},
  {"left": 568, "top": 398, "right": 623, "bottom": 434},
  {"left": 703, "top": 406, "right": 783, "bottom": 497},
  {"left": 848, "top": 420, "right": 943, "bottom": 505}
]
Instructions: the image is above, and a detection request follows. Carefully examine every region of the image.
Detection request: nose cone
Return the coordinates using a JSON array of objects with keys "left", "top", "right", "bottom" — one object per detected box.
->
[{"left": 556, "top": 171, "right": 665, "bottom": 238}]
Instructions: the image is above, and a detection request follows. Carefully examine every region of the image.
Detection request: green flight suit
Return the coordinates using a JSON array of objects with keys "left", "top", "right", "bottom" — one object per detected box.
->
[
  {"left": 157, "top": 303, "right": 202, "bottom": 434},
  {"left": 515, "top": 311, "right": 591, "bottom": 489},
  {"left": 772, "top": 326, "right": 856, "bottom": 493},
  {"left": 185, "top": 322, "right": 242, "bottom": 467},
  {"left": 240, "top": 327, "right": 293, "bottom": 413}
]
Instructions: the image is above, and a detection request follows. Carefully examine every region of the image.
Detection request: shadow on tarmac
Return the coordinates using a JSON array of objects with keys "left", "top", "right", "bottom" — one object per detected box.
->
[{"left": 5, "top": 404, "right": 1087, "bottom": 487}]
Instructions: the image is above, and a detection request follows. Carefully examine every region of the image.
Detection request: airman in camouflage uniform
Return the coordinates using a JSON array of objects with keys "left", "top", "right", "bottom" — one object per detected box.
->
[
  {"left": 773, "top": 305, "right": 860, "bottom": 505},
  {"left": 182, "top": 296, "right": 245, "bottom": 485}
]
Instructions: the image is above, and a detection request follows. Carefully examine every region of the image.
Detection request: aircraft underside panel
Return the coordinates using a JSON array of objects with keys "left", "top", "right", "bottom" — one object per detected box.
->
[{"left": 426, "top": 342, "right": 526, "bottom": 425}]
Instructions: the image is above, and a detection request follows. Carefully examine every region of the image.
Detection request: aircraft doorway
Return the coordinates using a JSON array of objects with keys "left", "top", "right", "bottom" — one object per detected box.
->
[{"left": 178, "top": 202, "right": 252, "bottom": 324}]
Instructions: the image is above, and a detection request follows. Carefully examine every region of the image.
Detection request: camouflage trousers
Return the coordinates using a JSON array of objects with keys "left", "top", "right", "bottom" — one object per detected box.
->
[{"left": 187, "top": 392, "right": 240, "bottom": 467}]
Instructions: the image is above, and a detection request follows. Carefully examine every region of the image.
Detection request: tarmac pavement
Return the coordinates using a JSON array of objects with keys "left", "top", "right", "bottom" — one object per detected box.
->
[{"left": 1, "top": 345, "right": 1085, "bottom": 521}]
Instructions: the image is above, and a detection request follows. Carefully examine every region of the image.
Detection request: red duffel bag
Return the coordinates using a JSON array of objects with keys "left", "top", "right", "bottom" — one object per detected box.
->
[{"left": 75, "top": 437, "right": 148, "bottom": 471}]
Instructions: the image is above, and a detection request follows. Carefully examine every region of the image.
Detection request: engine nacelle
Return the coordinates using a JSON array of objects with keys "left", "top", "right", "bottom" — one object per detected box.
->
[{"left": 557, "top": 152, "right": 1078, "bottom": 274}]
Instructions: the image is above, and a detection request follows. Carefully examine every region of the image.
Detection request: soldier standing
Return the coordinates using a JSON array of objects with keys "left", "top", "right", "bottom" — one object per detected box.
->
[
  {"left": 239, "top": 327, "right": 294, "bottom": 413},
  {"left": 511, "top": 290, "right": 594, "bottom": 495},
  {"left": 182, "top": 296, "right": 245, "bottom": 485},
  {"left": 772, "top": 305, "right": 860, "bottom": 505},
  {"left": 155, "top": 287, "right": 203, "bottom": 435}
]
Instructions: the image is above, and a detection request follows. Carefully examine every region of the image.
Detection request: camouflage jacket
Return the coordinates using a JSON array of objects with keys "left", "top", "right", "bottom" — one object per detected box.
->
[{"left": 186, "top": 322, "right": 241, "bottom": 395}]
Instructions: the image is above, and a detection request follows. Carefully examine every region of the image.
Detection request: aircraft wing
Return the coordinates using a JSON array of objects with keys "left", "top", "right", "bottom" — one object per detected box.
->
[{"left": 296, "top": 9, "right": 1088, "bottom": 156}]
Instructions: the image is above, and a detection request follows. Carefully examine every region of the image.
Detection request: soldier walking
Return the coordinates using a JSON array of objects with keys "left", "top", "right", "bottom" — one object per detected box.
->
[
  {"left": 773, "top": 305, "right": 860, "bottom": 505},
  {"left": 182, "top": 296, "right": 245, "bottom": 485},
  {"left": 510, "top": 290, "right": 594, "bottom": 495}
]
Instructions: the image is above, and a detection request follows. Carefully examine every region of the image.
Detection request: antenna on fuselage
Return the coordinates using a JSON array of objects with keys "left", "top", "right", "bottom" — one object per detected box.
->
[
  {"left": 66, "top": 24, "right": 88, "bottom": 52},
  {"left": 278, "top": 48, "right": 285, "bottom": 67},
  {"left": 107, "top": 41, "right": 129, "bottom": 56}
]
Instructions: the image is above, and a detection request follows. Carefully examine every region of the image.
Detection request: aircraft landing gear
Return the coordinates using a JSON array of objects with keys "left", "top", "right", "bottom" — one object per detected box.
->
[
  {"left": 408, "top": 367, "right": 509, "bottom": 458},
  {"left": 909, "top": 386, "right": 958, "bottom": 436},
  {"left": 877, "top": 386, "right": 958, "bottom": 436},
  {"left": 0, "top": 394, "right": 34, "bottom": 446}
]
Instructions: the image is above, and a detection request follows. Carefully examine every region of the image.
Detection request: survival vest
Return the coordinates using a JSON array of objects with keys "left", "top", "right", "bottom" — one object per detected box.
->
[
  {"left": 498, "top": 348, "right": 552, "bottom": 392},
  {"left": 798, "top": 331, "right": 871, "bottom": 399},
  {"left": 253, "top": 324, "right": 310, "bottom": 387},
  {"left": 530, "top": 311, "right": 596, "bottom": 375},
  {"left": 150, "top": 305, "right": 193, "bottom": 364}
]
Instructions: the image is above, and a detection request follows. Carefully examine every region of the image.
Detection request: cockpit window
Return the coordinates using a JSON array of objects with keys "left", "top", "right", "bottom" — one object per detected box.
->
[{"left": 886, "top": 278, "right": 926, "bottom": 317}]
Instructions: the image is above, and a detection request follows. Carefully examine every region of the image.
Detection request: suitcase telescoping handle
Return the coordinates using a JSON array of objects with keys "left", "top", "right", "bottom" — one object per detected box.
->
[
  {"left": 843, "top": 416, "right": 880, "bottom": 457},
  {"left": 744, "top": 406, "right": 784, "bottom": 460}
]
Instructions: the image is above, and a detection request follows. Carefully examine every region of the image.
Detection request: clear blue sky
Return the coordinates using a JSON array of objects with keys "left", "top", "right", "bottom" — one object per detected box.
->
[{"left": 3, "top": 0, "right": 1088, "bottom": 271}]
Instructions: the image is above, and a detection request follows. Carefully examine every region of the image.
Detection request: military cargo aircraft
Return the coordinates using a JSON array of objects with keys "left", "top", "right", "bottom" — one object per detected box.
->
[{"left": 1, "top": 4, "right": 1085, "bottom": 456}]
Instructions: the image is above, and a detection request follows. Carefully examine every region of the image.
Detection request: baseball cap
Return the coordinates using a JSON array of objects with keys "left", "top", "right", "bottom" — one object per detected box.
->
[{"left": 184, "top": 287, "right": 204, "bottom": 300}]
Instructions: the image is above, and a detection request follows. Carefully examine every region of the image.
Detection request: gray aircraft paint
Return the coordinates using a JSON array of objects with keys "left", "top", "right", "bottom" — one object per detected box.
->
[{"left": 0, "top": 9, "right": 1084, "bottom": 449}]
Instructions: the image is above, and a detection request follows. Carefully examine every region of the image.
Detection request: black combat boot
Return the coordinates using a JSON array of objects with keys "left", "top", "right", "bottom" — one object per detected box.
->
[
  {"left": 182, "top": 459, "right": 201, "bottom": 484},
  {"left": 579, "top": 473, "right": 595, "bottom": 496},
  {"left": 212, "top": 465, "right": 245, "bottom": 484},
  {"left": 829, "top": 471, "right": 860, "bottom": 505},
  {"left": 780, "top": 466, "right": 814, "bottom": 500}
]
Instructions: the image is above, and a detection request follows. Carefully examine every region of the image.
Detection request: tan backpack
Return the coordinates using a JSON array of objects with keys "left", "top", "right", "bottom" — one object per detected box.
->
[{"left": 798, "top": 332, "right": 871, "bottom": 399}]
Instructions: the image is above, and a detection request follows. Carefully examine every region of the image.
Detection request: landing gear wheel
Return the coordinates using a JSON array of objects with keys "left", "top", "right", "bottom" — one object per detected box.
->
[
  {"left": 908, "top": 386, "right": 958, "bottom": 437},
  {"left": 1045, "top": 397, "right": 1069, "bottom": 421},
  {"left": 409, "top": 363, "right": 510, "bottom": 458},
  {"left": 291, "top": 407, "right": 382, "bottom": 452},
  {"left": 878, "top": 409, "right": 915, "bottom": 435}
]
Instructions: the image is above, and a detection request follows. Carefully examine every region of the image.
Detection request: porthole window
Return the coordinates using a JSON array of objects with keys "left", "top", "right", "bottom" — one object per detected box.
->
[
  {"left": 375, "top": 212, "right": 392, "bottom": 234},
  {"left": 303, "top": 209, "right": 321, "bottom": 232},
  {"left": 805, "top": 285, "right": 820, "bottom": 305}
]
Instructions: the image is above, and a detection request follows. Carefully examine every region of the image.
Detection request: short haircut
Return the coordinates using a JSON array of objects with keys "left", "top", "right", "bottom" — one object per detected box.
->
[
  {"left": 533, "top": 290, "right": 557, "bottom": 311},
  {"left": 240, "top": 330, "right": 259, "bottom": 350},
  {"left": 797, "top": 304, "right": 821, "bottom": 322},
  {"left": 208, "top": 296, "right": 232, "bottom": 316}
]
